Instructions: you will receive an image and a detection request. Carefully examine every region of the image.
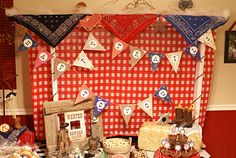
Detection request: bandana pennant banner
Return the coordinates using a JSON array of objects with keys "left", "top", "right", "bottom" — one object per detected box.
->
[
  {"left": 129, "top": 46, "right": 146, "bottom": 69},
  {"left": 198, "top": 29, "right": 216, "bottom": 50},
  {"left": 73, "top": 50, "right": 95, "bottom": 70},
  {"left": 54, "top": 58, "right": 71, "bottom": 80},
  {"left": 120, "top": 104, "right": 136, "bottom": 125},
  {"left": 34, "top": 47, "right": 53, "bottom": 68},
  {"left": 166, "top": 51, "right": 182, "bottom": 73},
  {"left": 137, "top": 96, "right": 153, "bottom": 118},
  {"left": 74, "top": 84, "right": 94, "bottom": 104},
  {"left": 18, "top": 33, "right": 37, "bottom": 51},
  {"left": 184, "top": 42, "right": 201, "bottom": 61},
  {"left": 112, "top": 37, "right": 129, "bottom": 59},
  {"left": 94, "top": 96, "right": 110, "bottom": 117},
  {"left": 148, "top": 52, "right": 164, "bottom": 71},
  {"left": 83, "top": 32, "right": 106, "bottom": 51},
  {"left": 154, "top": 85, "right": 172, "bottom": 103}
]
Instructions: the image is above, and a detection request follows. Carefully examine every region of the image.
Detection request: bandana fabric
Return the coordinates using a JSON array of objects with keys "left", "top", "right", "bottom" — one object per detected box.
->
[
  {"left": 94, "top": 96, "right": 110, "bottom": 117},
  {"left": 154, "top": 85, "right": 172, "bottom": 103},
  {"left": 18, "top": 33, "right": 38, "bottom": 51},
  {"left": 164, "top": 15, "right": 228, "bottom": 44},
  {"left": 184, "top": 42, "right": 201, "bottom": 61},
  {"left": 148, "top": 52, "right": 164, "bottom": 71},
  {"left": 11, "top": 14, "right": 86, "bottom": 47},
  {"left": 102, "top": 14, "right": 157, "bottom": 42}
]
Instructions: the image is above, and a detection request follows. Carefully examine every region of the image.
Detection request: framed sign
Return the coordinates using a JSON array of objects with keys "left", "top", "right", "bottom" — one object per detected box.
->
[{"left": 224, "top": 31, "right": 236, "bottom": 63}]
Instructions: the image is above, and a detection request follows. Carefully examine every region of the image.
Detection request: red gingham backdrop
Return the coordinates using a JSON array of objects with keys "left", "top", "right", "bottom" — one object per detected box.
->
[{"left": 28, "top": 24, "right": 214, "bottom": 140}]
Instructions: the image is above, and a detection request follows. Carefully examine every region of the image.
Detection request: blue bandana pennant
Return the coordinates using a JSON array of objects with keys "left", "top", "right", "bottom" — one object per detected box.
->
[
  {"left": 154, "top": 85, "right": 172, "bottom": 102},
  {"left": 18, "top": 33, "right": 37, "bottom": 51},
  {"left": 184, "top": 41, "right": 201, "bottom": 61},
  {"left": 164, "top": 15, "right": 228, "bottom": 44},
  {"left": 94, "top": 96, "right": 110, "bottom": 117},
  {"left": 148, "top": 52, "right": 164, "bottom": 71}
]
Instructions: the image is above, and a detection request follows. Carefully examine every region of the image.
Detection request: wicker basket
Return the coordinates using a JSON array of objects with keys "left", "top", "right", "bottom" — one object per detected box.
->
[{"left": 103, "top": 138, "right": 132, "bottom": 158}]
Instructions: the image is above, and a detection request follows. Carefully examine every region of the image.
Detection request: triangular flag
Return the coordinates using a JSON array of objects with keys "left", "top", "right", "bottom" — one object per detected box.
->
[
  {"left": 120, "top": 104, "right": 136, "bottom": 125},
  {"left": 112, "top": 37, "right": 129, "bottom": 59},
  {"left": 83, "top": 32, "right": 106, "bottom": 51},
  {"left": 73, "top": 50, "right": 95, "bottom": 70},
  {"left": 54, "top": 58, "right": 71, "bottom": 80},
  {"left": 184, "top": 42, "right": 201, "bottom": 61},
  {"left": 74, "top": 84, "right": 94, "bottom": 104},
  {"left": 18, "top": 33, "right": 37, "bottom": 51},
  {"left": 129, "top": 46, "right": 146, "bottom": 69},
  {"left": 198, "top": 29, "right": 216, "bottom": 50},
  {"left": 34, "top": 47, "right": 53, "bottom": 68},
  {"left": 137, "top": 96, "right": 153, "bottom": 118},
  {"left": 154, "top": 85, "right": 172, "bottom": 102},
  {"left": 166, "top": 51, "right": 182, "bottom": 73},
  {"left": 148, "top": 52, "right": 164, "bottom": 71},
  {"left": 94, "top": 96, "right": 110, "bottom": 117}
]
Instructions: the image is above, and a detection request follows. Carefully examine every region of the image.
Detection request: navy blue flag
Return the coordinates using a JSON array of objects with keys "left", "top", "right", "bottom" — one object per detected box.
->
[
  {"left": 184, "top": 41, "right": 201, "bottom": 61},
  {"left": 11, "top": 14, "right": 86, "bottom": 47},
  {"left": 148, "top": 52, "right": 164, "bottom": 71},
  {"left": 154, "top": 85, "right": 172, "bottom": 102},
  {"left": 94, "top": 96, "right": 110, "bottom": 117},
  {"left": 18, "top": 33, "right": 37, "bottom": 51},
  {"left": 164, "top": 15, "right": 228, "bottom": 44}
]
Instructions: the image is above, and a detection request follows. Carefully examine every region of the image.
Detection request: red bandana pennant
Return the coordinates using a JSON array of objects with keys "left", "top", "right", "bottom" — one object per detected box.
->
[{"left": 102, "top": 14, "right": 157, "bottom": 42}]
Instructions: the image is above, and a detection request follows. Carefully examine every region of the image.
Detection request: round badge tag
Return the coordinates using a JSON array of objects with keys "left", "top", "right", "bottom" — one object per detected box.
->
[
  {"left": 80, "top": 89, "right": 89, "bottom": 98},
  {"left": 39, "top": 52, "right": 48, "bottom": 62},
  {"left": 161, "top": 139, "right": 167, "bottom": 146},
  {"left": 175, "top": 144, "right": 181, "bottom": 151},
  {"left": 171, "top": 55, "right": 179, "bottom": 62},
  {"left": 184, "top": 143, "right": 190, "bottom": 150},
  {"left": 189, "top": 46, "right": 198, "bottom": 55},
  {"left": 189, "top": 141, "right": 194, "bottom": 148},
  {"left": 57, "top": 63, "right": 66, "bottom": 72},
  {"left": 151, "top": 55, "right": 160, "bottom": 63},
  {"left": 123, "top": 107, "right": 132, "bottom": 115},
  {"left": 132, "top": 50, "right": 141, "bottom": 59},
  {"left": 143, "top": 102, "right": 151, "bottom": 110},
  {"left": 164, "top": 142, "right": 170, "bottom": 149},
  {"left": 158, "top": 89, "right": 167, "bottom": 98},
  {"left": 23, "top": 38, "right": 33, "bottom": 48},
  {"left": 115, "top": 42, "right": 124, "bottom": 51},
  {"left": 89, "top": 40, "right": 98, "bottom": 48},
  {"left": 96, "top": 101, "right": 105, "bottom": 109}
]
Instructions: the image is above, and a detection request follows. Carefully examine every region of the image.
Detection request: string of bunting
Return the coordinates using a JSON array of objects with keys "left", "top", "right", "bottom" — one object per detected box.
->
[{"left": 14, "top": 14, "right": 223, "bottom": 125}]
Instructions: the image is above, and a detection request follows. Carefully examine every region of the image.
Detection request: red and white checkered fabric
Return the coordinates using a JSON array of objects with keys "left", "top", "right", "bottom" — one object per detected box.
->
[{"left": 28, "top": 25, "right": 214, "bottom": 140}]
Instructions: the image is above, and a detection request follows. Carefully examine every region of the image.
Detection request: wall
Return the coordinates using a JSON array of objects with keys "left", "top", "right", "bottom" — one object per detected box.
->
[{"left": 7, "top": 0, "right": 235, "bottom": 114}]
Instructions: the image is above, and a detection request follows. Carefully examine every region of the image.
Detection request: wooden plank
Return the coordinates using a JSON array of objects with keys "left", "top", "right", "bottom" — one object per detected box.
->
[
  {"left": 90, "top": 109, "right": 105, "bottom": 142},
  {"left": 193, "top": 43, "right": 206, "bottom": 124},
  {"left": 44, "top": 114, "right": 58, "bottom": 151},
  {"left": 44, "top": 98, "right": 94, "bottom": 115}
]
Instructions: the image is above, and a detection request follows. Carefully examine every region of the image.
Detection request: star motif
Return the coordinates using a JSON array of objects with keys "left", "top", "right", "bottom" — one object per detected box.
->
[{"left": 154, "top": 18, "right": 166, "bottom": 33}]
